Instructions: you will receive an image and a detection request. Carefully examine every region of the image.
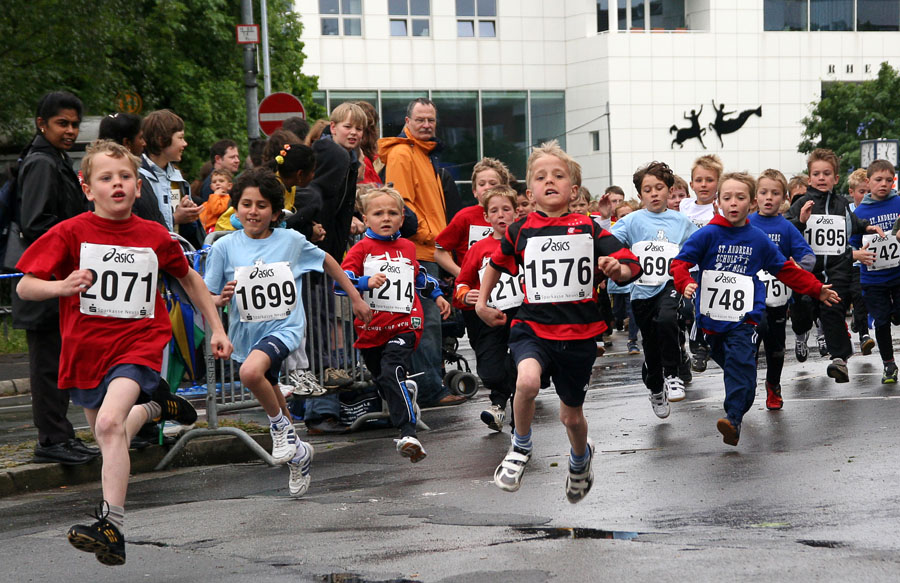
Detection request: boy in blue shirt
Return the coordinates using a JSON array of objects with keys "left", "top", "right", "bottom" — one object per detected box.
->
[
  {"left": 204, "top": 167, "right": 372, "bottom": 496},
  {"left": 611, "top": 162, "right": 697, "bottom": 418},
  {"left": 849, "top": 159, "right": 900, "bottom": 383},
  {"left": 749, "top": 169, "right": 815, "bottom": 409},
  {"left": 672, "top": 172, "right": 839, "bottom": 446}
]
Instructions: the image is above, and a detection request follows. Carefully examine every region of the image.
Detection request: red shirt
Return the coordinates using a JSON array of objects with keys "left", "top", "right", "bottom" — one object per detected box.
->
[
  {"left": 16, "top": 212, "right": 189, "bottom": 390},
  {"left": 454, "top": 235, "right": 502, "bottom": 310},
  {"left": 435, "top": 204, "right": 492, "bottom": 269},
  {"left": 341, "top": 236, "right": 425, "bottom": 349}
]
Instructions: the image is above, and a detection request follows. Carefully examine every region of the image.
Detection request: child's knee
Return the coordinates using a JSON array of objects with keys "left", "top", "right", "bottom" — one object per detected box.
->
[
  {"left": 93, "top": 412, "right": 124, "bottom": 441},
  {"left": 515, "top": 373, "right": 540, "bottom": 398},
  {"left": 239, "top": 363, "right": 267, "bottom": 387},
  {"left": 559, "top": 407, "right": 585, "bottom": 430}
]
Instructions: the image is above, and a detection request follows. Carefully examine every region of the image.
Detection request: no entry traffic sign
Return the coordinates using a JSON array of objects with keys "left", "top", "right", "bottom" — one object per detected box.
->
[{"left": 258, "top": 92, "right": 306, "bottom": 136}]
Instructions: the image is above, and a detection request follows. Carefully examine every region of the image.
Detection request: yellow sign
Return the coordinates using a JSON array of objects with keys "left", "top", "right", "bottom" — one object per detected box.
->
[{"left": 116, "top": 91, "right": 143, "bottom": 114}]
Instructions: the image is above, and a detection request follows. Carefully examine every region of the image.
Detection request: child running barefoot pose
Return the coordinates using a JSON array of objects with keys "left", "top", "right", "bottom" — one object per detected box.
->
[
  {"left": 204, "top": 167, "right": 371, "bottom": 496},
  {"left": 476, "top": 141, "right": 641, "bottom": 502},
  {"left": 340, "top": 187, "right": 452, "bottom": 461},
  {"left": 16, "top": 140, "right": 232, "bottom": 565},
  {"left": 672, "top": 172, "right": 840, "bottom": 446},
  {"left": 749, "top": 169, "right": 815, "bottom": 410},
  {"left": 455, "top": 186, "right": 522, "bottom": 432}
]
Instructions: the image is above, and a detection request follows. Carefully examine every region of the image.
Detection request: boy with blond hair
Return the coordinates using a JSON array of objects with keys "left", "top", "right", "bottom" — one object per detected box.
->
[
  {"left": 476, "top": 141, "right": 641, "bottom": 502},
  {"left": 846, "top": 167, "right": 875, "bottom": 354}
]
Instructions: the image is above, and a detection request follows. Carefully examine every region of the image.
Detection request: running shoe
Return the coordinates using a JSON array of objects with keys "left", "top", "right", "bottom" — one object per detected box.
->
[
  {"left": 270, "top": 419, "right": 298, "bottom": 464},
  {"left": 67, "top": 502, "right": 126, "bottom": 566},
  {"left": 882, "top": 362, "right": 898, "bottom": 384},
  {"left": 664, "top": 375, "right": 686, "bottom": 402},
  {"left": 817, "top": 335, "right": 829, "bottom": 357},
  {"left": 860, "top": 335, "right": 875, "bottom": 356},
  {"left": 627, "top": 340, "right": 641, "bottom": 355},
  {"left": 289, "top": 369, "right": 327, "bottom": 397},
  {"left": 494, "top": 444, "right": 531, "bottom": 492},
  {"left": 395, "top": 435, "right": 427, "bottom": 463},
  {"left": 826, "top": 358, "right": 849, "bottom": 383},
  {"left": 795, "top": 332, "right": 809, "bottom": 362},
  {"left": 565, "top": 438, "right": 595, "bottom": 504},
  {"left": 649, "top": 389, "right": 670, "bottom": 419},
  {"left": 678, "top": 352, "right": 693, "bottom": 384},
  {"left": 480, "top": 405, "right": 505, "bottom": 432},
  {"left": 765, "top": 381, "right": 783, "bottom": 410},
  {"left": 716, "top": 418, "right": 741, "bottom": 446},
  {"left": 322, "top": 367, "right": 353, "bottom": 389},
  {"left": 691, "top": 346, "right": 709, "bottom": 373},
  {"left": 288, "top": 441, "right": 314, "bottom": 497},
  {"left": 152, "top": 382, "right": 198, "bottom": 425}
]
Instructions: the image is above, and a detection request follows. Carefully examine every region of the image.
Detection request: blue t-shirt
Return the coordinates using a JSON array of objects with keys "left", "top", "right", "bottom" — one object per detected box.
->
[
  {"left": 748, "top": 213, "right": 814, "bottom": 262},
  {"left": 675, "top": 220, "right": 788, "bottom": 333},
  {"left": 610, "top": 208, "right": 697, "bottom": 300},
  {"left": 850, "top": 192, "right": 900, "bottom": 285},
  {"left": 203, "top": 228, "right": 326, "bottom": 362}
]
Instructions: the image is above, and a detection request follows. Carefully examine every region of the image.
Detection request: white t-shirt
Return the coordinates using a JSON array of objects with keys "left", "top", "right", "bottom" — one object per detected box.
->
[{"left": 679, "top": 198, "right": 716, "bottom": 228}]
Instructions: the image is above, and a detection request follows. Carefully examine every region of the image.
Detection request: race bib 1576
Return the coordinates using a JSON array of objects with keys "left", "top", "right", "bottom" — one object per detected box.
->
[{"left": 523, "top": 234, "right": 593, "bottom": 303}]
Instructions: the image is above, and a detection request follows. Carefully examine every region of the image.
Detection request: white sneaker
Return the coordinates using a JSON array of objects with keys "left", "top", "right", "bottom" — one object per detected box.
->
[
  {"left": 565, "top": 438, "right": 594, "bottom": 504},
  {"left": 480, "top": 405, "right": 505, "bottom": 432},
  {"left": 288, "top": 441, "right": 314, "bottom": 497},
  {"left": 288, "top": 369, "right": 327, "bottom": 397},
  {"left": 664, "top": 375, "right": 686, "bottom": 402},
  {"left": 395, "top": 436, "right": 427, "bottom": 463},
  {"left": 649, "top": 389, "right": 670, "bottom": 419},
  {"left": 270, "top": 419, "right": 298, "bottom": 464}
]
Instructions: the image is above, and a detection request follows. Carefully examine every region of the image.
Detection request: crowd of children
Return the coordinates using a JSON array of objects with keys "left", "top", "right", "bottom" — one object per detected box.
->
[{"left": 15, "top": 96, "right": 900, "bottom": 564}]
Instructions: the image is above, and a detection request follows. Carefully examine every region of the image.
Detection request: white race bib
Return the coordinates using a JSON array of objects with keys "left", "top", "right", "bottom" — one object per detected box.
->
[
  {"left": 756, "top": 269, "right": 792, "bottom": 308},
  {"left": 467, "top": 224, "right": 493, "bottom": 249},
  {"left": 862, "top": 233, "right": 900, "bottom": 271},
  {"left": 699, "top": 270, "right": 755, "bottom": 322},
  {"left": 363, "top": 257, "right": 415, "bottom": 313},
  {"left": 79, "top": 243, "right": 157, "bottom": 319},
  {"left": 804, "top": 214, "right": 846, "bottom": 256},
  {"left": 480, "top": 265, "right": 524, "bottom": 311},
  {"left": 233, "top": 261, "right": 297, "bottom": 322},
  {"left": 632, "top": 240, "right": 679, "bottom": 286},
  {"left": 523, "top": 234, "right": 593, "bottom": 303}
]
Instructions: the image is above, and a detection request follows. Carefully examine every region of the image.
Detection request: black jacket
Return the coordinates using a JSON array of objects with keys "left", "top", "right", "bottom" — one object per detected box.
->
[
  {"left": 11, "top": 135, "right": 88, "bottom": 330},
  {"left": 311, "top": 129, "right": 359, "bottom": 261}
]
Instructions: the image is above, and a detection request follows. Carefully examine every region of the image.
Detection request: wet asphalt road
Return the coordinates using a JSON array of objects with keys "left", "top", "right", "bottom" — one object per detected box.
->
[{"left": 2, "top": 330, "right": 900, "bottom": 582}]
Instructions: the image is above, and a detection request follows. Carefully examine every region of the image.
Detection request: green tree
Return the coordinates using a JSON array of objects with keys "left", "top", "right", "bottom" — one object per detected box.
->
[
  {"left": 799, "top": 62, "right": 900, "bottom": 190},
  {"left": 0, "top": 0, "right": 322, "bottom": 178}
]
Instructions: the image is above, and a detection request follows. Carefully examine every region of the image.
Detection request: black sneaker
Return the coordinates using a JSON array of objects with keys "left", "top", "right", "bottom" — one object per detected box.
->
[
  {"left": 67, "top": 503, "right": 126, "bottom": 566},
  {"left": 882, "top": 362, "right": 898, "bottom": 384},
  {"left": 68, "top": 438, "right": 100, "bottom": 458},
  {"left": 860, "top": 335, "right": 875, "bottom": 356},
  {"left": 678, "top": 353, "right": 693, "bottom": 384},
  {"left": 152, "top": 381, "right": 198, "bottom": 425},
  {"left": 817, "top": 335, "right": 829, "bottom": 358},
  {"left": 691, "top": 346, "right": 709, "bottom": 373},
  {"left": 33, "top": 441, "right": 93, "bottom": 465}
]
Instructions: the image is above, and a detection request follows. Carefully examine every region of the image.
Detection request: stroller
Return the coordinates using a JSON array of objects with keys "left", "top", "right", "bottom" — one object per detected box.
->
[{"left": 438, "top": 278, "right": 479, "bottom": 398}]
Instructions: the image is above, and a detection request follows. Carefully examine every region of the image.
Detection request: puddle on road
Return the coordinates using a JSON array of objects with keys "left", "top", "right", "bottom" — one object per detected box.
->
[
  {"left": 320, "top": 575, "right": 418, "bottom": 583},
  {"left": 514, "top": 526, "right": 639, "bottom": 540},
  {"left": 796, "top": 539, "right": 847, "bottom": 549}
]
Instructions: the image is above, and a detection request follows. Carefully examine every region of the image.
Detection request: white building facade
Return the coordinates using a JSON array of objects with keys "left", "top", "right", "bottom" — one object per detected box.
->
[{"left": 297, "top": 0, "right": 900, "bottom": 198}]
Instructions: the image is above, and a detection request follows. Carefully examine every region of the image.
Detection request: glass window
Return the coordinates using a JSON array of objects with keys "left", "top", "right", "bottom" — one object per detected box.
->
[
  {"left": 618, "top": 0, "right": 628, "bottom": 30},
  {"left": 858, "top": 0, "right": 900, "bottom": 31},
  {"left": 412, "top": 19, "right": 430, "bottom": 36},
  {"left": 344, "top": 17, "right": 362, "bottom": 35},
  {"left": 432, "top": 91, "right": 479, "bottom": 185},
  {"left": 482, "top": 91, "right": 528, "bottom": 179},
  {"left": 319, "top": 0, "right": 339, "bottom": 14},
  {"left": 764, "top": 0, "right": 808, "bottom": 30},
  {"left": 478, "top": 20, "right": 496, "bottom": 37},
  {"left": 321, "top": 17, "right": 339, "bottom": 35},
  {"left": 631, "top": 0, "right": 645, "bottom": 29},
  {"left": 810, "top": 0, "right": 852, "bottom": 30},
  {"left": 312, "top": 91, "right": 327, "bottom": 112},
  {"left": 390, "top": 19, "right": 408, "bottom": 35},
  {"left": 649, "top": 0, "right": 685, "bottom": 29},
  {"left": 597, "top": 0, "right": 610, "bottom": 32},
  {"left": 456, "top": 0, "right": 475, "bottom": 16},
  {"left": 530, "top": 91, "right": 567, "bottom": 152},
  {"left": 478, "top": 0, "right": 497, "bottom": 17},
  {"left": 590, "top": 131, "right": 600, "bottom": 151},
  {"left": 341, "top": 0, "right": 362, "bottom": 13},
  {"left": 328, "top": 91, "right": 378, "bottom": 117},
  {"left": 389, "top": 0, "right": 407, "bottom": 15},
  {"left": 458, "top": 20, "right": 475, "bottom": 36},
  {"left": 381, "top": 91, "right": 428, "bottom": 139},
  {"left": 411, "top": 0, "right": 430, "bottom": 16}
]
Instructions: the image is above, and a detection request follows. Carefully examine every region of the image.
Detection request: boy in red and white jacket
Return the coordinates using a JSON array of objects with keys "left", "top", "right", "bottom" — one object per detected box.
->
[{"left": 339, "top": 187, "right": 451, "bottom": 463}]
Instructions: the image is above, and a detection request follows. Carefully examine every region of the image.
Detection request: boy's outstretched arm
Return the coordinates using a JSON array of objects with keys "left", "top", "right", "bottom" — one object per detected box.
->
[
  {"left": 177, "top": 268, "right": 233, "bottom": 360},
  {"left": 670, "top": 259, "right": 698, "bottom": 298},
  {"left": 324, "top": 254, "right": 373, "bottom": 324},
  {"left": 16, "top": 270, "right": 93, "bottom": 301}
]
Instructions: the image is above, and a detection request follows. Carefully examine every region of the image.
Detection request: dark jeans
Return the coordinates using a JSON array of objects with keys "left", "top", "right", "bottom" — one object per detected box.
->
[
  {"left": 850, "top": 267, "right": 869, "bottom": 336},
  {"left": 26, "top": 327, "right": 75, "bottom": 446},
  {"left": 757, "top": 304, "right": 788, "bottom": 386},
  {"left": 790, "top": 287, "right": 852, "bottom": 360},
  {"left": 862, "top": 282, "right": 900, "bottom": 363},
  {"left": 707, "top": 323, "right": 758, "bottom": 426},
  {"left": 361, "top": 332, "right": 417, "bottom": 437},
  {"left": 409, "top": 260, "right": 448, "bottom": 404},
  {"left": 632, "top": 283, "right": 682, "bottom": 393}
]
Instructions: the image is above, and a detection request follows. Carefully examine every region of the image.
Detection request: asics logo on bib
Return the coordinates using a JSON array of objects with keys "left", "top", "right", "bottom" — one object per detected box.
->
[
  {"left": 101, "top": 248, "right": 135, "bottom": 263},
  {"left": 249, "top": 266, "right": 275, "bottom": 279},
  {"left": 644, "top": 242, "right": 667, "bottom": 252},
  {"left": 380, "top": 263, "right": 402, "bottom": 274},
  {"left": 816, "top": 216, "right": 835, "bottom": 225},
  {"left": 540, "top": 239, "right": 571, "bottom": 252},
  {"left": 715, "top": 273, "right": 738, "bottom": 284}
]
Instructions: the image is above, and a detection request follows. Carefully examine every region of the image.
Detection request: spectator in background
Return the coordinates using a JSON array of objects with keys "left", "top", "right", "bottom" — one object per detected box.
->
[
  {"left": 354, "top": 101, "right": 382, "bottom": 185},
  {"left": 7, "top": 91, "right": 98, "bottom": 465},
  {"left": 98, "top": 113, "right": 145, "bottom": 156},
  {"left": 198, "top": 139, "right": 241, "bottom": 202},
  {"left": 283, "top": 116, "right": 311, "bottom": 142},
  {"left": 247, "top": 138, "right": 266, "bottom": 169}
]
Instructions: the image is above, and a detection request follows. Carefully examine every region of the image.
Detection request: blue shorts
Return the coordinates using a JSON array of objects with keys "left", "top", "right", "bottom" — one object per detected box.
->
[
  {"left": 249, "top": 335, "right": 290, "bottom": 385},
  {"left": 508, "top": 323, "right": 596, "bottom": 408},
  {"left": 69, "top": 364, "right": 160, "bottom": 410}
]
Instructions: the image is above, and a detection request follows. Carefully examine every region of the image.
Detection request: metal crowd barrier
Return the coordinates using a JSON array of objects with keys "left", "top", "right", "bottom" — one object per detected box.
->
[{"left": 155, "top": 231, "right": 428, "bottom": 470}]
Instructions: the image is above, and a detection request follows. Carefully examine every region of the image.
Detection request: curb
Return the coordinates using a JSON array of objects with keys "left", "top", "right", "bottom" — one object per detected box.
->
[
  {"left": 0, "top": 432, "right": 273, "bottom": 498},
  {"left": 0, "top": 378, "right": 30, "bottom": 397}
]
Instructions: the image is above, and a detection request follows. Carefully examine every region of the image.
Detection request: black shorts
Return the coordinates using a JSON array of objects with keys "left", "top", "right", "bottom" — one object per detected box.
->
[
  {"left": 508, "top": 323, "right": 595, "bottom": 408},
  {"left": 250, "top": 335, "right": 290, "bottom": 385},
  {"left": 69, "top": 364, "right": 160, "bottom": 410}
]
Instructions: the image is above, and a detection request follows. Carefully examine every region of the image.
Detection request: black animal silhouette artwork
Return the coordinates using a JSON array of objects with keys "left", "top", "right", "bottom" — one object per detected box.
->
[
  {"left": 670, "top": 106, "right": 706, "bottom": 149},
  {"left": 708, "top": 100, "right": 762, "bottom": 147}
]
